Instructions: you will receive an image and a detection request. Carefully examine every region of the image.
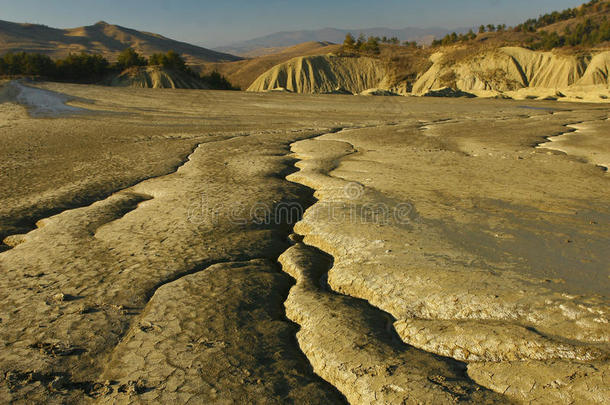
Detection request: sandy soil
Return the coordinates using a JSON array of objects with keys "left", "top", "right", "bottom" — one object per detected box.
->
[{"left": 0, "top": 81, "right": 608, "bottom": 404}]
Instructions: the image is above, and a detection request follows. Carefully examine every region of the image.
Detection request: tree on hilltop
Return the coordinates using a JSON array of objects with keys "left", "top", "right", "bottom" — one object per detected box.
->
[
  {"left": 149, "top": 50, "right": 188, "bottom": 72},
  {"left": 360, "top": 36, "right": 380, "bottom": 53},
  {"left": 117, "top": 48, "right": 147, "bottom": 70},
  {"left": 356, "top": 33, "right": 367, "bottom": 49},
  {"left": 343, "top": 33, "right": 356, "bottom": 51}
]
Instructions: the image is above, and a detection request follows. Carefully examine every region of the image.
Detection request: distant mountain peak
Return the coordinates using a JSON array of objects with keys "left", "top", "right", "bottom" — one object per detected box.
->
[
  {"left": 214, "top": 26, "right": 471, "bottom": 56},
  {"left": 0, "top": 19, "right": 242, "bottom": 64}
]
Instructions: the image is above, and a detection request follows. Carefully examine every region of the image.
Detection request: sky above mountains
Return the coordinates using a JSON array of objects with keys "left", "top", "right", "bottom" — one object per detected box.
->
[{"left": 0, "top": 0, "right": 585, "bottom": 47}]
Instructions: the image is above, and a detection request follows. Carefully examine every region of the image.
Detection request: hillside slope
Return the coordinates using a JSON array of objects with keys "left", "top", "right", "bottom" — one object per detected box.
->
[
  {"left": 106, "top": 66, "right": 208, "bottom": 89},
  {"left": 247, "top": 54, "right": 390, "bottom": 94},
  {"left": 0, "top": 20, "right": 240, "bottom": 65},
  {"left": 215, "top": 27, "right": 465, "bottom": 56},
  {"left": 411, "top": 47, "right": 610, "bottom": 95},
  {"left": 201, "top": 41, "right": 342, "bottom": 90},
  {"left": 247, "top": 45, "right": 609, "bottom": 101}
]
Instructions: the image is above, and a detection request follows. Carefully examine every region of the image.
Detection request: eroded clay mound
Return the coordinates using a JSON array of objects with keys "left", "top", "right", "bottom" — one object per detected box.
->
[
  {"left": 412, "top": 47, "right": 609, "bottom": 95},
  {"left": 107, "top": 66, "right": 209, "bottom": 89},
  {"left": 576, "top": 51, "right": 610, "bottom": 86},
  {"left": 247, "top": 54, "right": 390, "bottom": 94}
]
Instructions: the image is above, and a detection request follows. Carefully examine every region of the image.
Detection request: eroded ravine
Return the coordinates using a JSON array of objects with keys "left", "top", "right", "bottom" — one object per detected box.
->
[
  {"left": 0, "top": 141, "right": 203, "bottom": 252},
  {"left": 91, "top": 127, "right": 353, "bottom": 403},
  {"left": 0, "top": 127, "right": 354, "bottom": 403}
]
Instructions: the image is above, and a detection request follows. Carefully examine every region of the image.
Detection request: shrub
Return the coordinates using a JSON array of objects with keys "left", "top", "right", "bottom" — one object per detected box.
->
[
  {"left": 360, "top": 36, "right": 380, "bottom": 53},
  {"left": 116, "top": 48, "right": 147, "bottom": 70},
  {"left": 0, "top": 52, "right": 111, "bottom": 82},
  {"left": 55, "top": 53, "right": 110, "bottom": 80},
  {"left": 200, "top": 71, "right": 238, "bottom": 90},
  {"left": 343, "top": 33, "right": 356, "bottom": 51}
]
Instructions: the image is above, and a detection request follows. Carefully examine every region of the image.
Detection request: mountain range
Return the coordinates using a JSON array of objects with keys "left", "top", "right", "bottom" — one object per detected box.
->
[
  {"left": 213, "top": 27, "right": 471, "bottom": 56},
  {"left": 0, "top": 20, "right": 241, "bottom": 66}
]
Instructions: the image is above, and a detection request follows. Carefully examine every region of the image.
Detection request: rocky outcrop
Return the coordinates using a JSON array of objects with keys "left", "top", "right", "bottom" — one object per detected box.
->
[{"left": 247, "top": 54, "right": 391, "bottom": 94}]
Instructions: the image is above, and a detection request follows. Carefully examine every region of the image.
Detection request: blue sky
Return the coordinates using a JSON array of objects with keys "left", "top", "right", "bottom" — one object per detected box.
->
[{"left": 0, "top": 0, "right": 586, "bottom": 46}]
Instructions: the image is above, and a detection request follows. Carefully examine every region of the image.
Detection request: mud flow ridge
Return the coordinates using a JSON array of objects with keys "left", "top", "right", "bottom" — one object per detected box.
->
[
  {"left": 0, "top": 142, "right": 202, "bottom": 253},
  {"left": 534, "top": 116, "right": 610, "bottom": 172},
  {"left": 279, "top": 132, "right": 508, "bottom": 403},
  {"left": 0, "top": 126, "right": 293, "bottom": 252},
  {"left": 532, "top": 121, "right": 582, "bottom": 149},
  {"left": 45, "top": 126, "right": 355, "bottom": 404}
]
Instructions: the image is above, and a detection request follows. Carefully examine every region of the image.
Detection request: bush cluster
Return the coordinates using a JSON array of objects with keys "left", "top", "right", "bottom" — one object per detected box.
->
[
  {"left": 429, "top": 0, "right": 610, "bottom": 50},
  {"left": 515, "top": 0, "right": 609, "bottom": 32},
  {"left": 343, "top": 33, "right": 380, "bottom": 54},
  {"left": 343, "top": 33, "right": 423, "bottom": 53},
  {"left": 0, "top": 48, "right": 238, "bottom": 89},
  {"left": 200, "top": 71, "right": 238, "bottom": 90},
  {"left": 431, "top": 30, "right": 477, "bottom": 47},
  {"left": 531, "top": 18, "right": 610, "bottom": 50},
  {"left": 0, "top": 52, "right": 109, "bottom": 81}
]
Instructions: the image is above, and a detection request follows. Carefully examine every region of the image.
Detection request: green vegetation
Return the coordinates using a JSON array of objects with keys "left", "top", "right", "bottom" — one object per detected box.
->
[
  {"left": 361, "top": 36, "right": 380, "bottom": 53},
  {"left": 342, "top": 33, "right": 380, "bottom": 54},
  {"left": 116, "top": 47, "right": 147, "bottom": 70},
  {"left": 531, "top": 17, "right": 610, "bottom": 49},
  {"left": 0, "top": 52, "right": 110, "bottom": 81},
  {"left": 402, "top": 41, "right": 419, "bottom": 48},
  {"left": 515, "top": 0, "right": 609, "bottom": 32},
  {"left": 0, "top": 48, "right": 239, "bottom": 89},
  {"left": 147, "top": 50, "right": 237, "bottom": 89},
  {"left": 430, "top": 0, "right": 609, "bottom": 49},
  {"left": 342, "top": 33, "right": 421, "bottom": 54},
  {"left": 0, "top": 52, "right": 55, "bottom": 76},
  {"left": 513, "top": 0, "right": 610, "bottom": 49},
  {"left": 431, "top": 30, "right": 476, "bottom": 47},
  {"left": 149, "top": 50, "right": 187, "bottom": 71},
  {"left": 54, "top": 53, "right": 110, "bottom": 81},
  {"left": 200, "top": 71, "right": 238, "bottom": 90},
  {"left": 565, "top": 17, "right": 610, "bottom": 45},
  {"left": 380, "top": 36, "right": 400, "bottom": 45},
  {"left": 343, "top": 33, "right": 356, "bottom": 51}
]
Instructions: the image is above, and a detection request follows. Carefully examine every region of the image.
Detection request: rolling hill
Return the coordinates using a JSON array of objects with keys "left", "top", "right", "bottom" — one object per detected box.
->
[
  {"left": 0, "top": 20, "right": 241, "bottom": 66},
  {"left": 200, "top": 41, "right": 342, "bottom": 90},
  {"left": 213, "top": 27, "right": 468, "bottom": 56}
]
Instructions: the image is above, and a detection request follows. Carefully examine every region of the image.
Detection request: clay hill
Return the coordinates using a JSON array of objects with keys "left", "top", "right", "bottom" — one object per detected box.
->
[
  {"left": 245, "top": 0, "right": 610, "bottom": 101},
  {"left": 106, "top": 66, "right": 209, "bottom": 89},
  {"left": 0, "top": 20, "right": 240, "bottom": 66},
  {"left": 200, "top": 41, "right": 341, "bottom": 90},
  {"left": 247, "top": 47, "right": 609, "bottom": 100},
  {"left": 247, "top": 54, "right": 391, "bottom": 94}
]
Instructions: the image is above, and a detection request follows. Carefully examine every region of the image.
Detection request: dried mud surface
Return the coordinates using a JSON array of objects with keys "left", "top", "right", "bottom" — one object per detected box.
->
[{"left": 0, "top": 81, "right": 608, "bottom": 404}]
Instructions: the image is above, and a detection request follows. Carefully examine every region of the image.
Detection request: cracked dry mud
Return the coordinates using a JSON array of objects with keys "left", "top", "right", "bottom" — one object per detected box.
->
[{"left": 1, "top": 82, "right": 609, "bottom": 404}]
